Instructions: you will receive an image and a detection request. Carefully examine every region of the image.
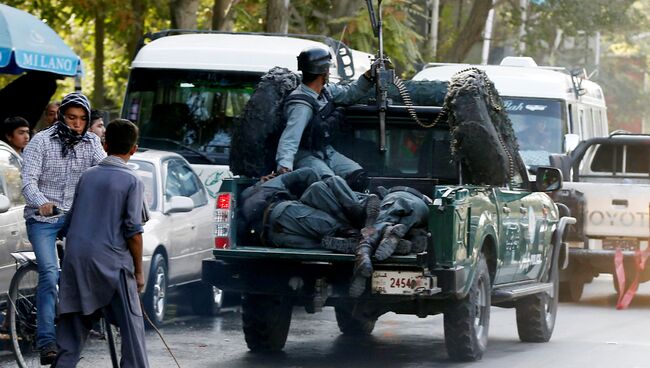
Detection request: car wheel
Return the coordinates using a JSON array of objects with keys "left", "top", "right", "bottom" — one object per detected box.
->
[
  {"left": 143, "top": 253, "right": 168, "bottom": 327},
  {"left": 241, "top": 294, "right": 293, "bottom": 352},
  {"left": 190, "top": 282, "right": 223, "bottom": 316},
  {"left": 443, "top": 254, "right": 491, "bottom": 361},
  {"left": 516, "top": 255, "right": 559, "bottom": 342},
  {"left": 334, "top": 307, "right": 376, "bottom": 336}
]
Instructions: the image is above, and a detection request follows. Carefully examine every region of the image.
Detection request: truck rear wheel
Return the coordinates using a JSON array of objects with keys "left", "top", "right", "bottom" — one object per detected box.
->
[
  {"left": 515, "top": 258, "right": 559, "bottom": 342},
  {"left": 189, "top": 282, "right": 223, "bottom": 316},
  {"left": 335, "top": 307, "right": 376, "bottom": 336},
  {"left": 443, "top": 255, "right": 490, "bottom": 361},
  {"left": 559, "top": 277, "right": 584, "bottom": 302},
  {"left": 242, "top": 294, "right": 293, "bottom": 352}
]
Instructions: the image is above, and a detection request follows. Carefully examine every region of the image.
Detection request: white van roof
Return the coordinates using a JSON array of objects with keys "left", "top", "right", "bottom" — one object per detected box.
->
[
  {"left": 131, "top": 33, "right": 372, "bottom": 79},
  {"left": 413, "top": 59, "right": 606, "bottom": 107}
]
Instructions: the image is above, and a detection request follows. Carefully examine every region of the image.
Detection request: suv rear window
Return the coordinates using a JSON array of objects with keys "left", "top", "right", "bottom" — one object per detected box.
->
[{"left": 590, "top": 142, "right": 649, "bottom": 175}]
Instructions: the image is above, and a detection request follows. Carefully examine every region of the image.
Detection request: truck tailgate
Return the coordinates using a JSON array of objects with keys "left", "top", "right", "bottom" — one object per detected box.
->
[
  {"left": 565, "top": 182, "right": 650, "bottom": 238},
  {"left": 213, "top": 246, "right": 424, "bottom": 266}
]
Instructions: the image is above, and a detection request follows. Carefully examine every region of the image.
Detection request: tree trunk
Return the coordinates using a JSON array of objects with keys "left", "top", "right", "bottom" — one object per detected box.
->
[
  {"left": 93, "top": 7, "right": 105, "bottom": 108},
  {"left": 265, "top": 0, "right": 289, "bottom": 33},
  {"left": 212, "top": 0, "right": 238, "bottom": 30},
  {"left": 170, "top": 0, "right": 199, "bottom": 29},
  {"left": 127, "top": 0, "right": 146, "bottom": 61},
  {"left": 327, "top": 0, "right": 363, "bottom": 37},
  {"left": 439, "top": 0, "right": 493, "bottom": 62},
  {"left": 424, "top": 0, "right": 440, "bottom": 61}
]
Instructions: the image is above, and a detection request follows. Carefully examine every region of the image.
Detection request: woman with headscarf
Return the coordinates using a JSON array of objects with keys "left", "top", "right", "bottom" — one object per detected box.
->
[{"left": 20, "top": 92, "right": 106, "bottom": 364}]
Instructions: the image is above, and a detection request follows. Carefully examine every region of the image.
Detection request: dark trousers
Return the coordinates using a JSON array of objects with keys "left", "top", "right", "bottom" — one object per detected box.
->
[
  {"left": 53, "top": 270, "right": 149, "bottom": 368},
  {"left": 299, "top": 175, "right": 364, "bottom": 226}
]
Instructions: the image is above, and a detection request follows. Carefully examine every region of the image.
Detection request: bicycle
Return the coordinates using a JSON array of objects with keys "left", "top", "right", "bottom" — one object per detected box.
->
[{"left": 6, "top": 248, "right": 120, "bottom": 368}]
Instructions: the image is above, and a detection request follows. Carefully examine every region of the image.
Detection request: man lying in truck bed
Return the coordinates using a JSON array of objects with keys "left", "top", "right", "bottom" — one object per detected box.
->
[
  {"left": 237, "top": 164, "right": 432, "bottom": 297},
  {"left": 236, "top": 166, "right": 380, "bottom": 250}
]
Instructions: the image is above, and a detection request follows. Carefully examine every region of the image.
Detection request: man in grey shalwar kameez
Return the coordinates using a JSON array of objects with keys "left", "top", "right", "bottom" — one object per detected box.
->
[{"left": 54, "top": 119, "right": 149, "bottom": 367}]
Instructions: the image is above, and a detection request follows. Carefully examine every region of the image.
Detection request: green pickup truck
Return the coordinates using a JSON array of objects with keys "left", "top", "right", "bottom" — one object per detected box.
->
[{"left": 202, "top": 104, "right": 575, "bottom": 361}]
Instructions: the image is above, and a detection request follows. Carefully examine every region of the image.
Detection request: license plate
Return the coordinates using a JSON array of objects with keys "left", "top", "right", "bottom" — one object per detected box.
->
[
  {"left": 371, "top": 270, "right": 431, "bottom": 295},
  {"left": 603, "top": 238, "right": 639, "bottom": 251}
]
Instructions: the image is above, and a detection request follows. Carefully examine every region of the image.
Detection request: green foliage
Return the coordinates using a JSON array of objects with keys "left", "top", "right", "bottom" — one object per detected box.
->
[
  {"left": 3, "top": 0, "right": 650, "bottom": 127},
  {"left": 294, "top": 0, "right": 424, "bottom": 77},
  {"left": 598, "top": 56, "right": 650, "bottom": 130}
]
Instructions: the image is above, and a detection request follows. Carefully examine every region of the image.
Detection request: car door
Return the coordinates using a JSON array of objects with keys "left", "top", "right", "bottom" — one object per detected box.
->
[
  {"left": 513, "top": 191, "right": 552, "bottom": 282},
  {"left": 163, "top": 158, "right": 211, "bottom": 285},
  {"left": 493, "top": 171, "right": 530, "bottom": 284},
  {"left": 493, "top": 187, "right": 525, "bottom": 283},
  {"left": 0, "top": 148, "right": 27, "bottom": 295}
]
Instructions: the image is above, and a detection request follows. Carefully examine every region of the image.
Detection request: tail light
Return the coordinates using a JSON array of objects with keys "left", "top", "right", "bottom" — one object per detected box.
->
[{"left": 214, "top": 192, "right": 232, "bottom": 249}]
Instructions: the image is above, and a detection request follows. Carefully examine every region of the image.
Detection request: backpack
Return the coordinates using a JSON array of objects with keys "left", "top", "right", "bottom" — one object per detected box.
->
[{"left": 230, "top": 67, "right": 301, "bottom": 178}]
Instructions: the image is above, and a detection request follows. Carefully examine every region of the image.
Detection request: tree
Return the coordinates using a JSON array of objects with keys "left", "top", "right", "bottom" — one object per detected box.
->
[
  {"left": 291, "top": 0, "right": 424, "bottom": 76},
  {"left": 93, "top": 5, "right": 106, "bottom": 107},
  {"left": 170, "top": 0, "right": 199, "bottom": 29},
  {"left": 265, "top": 0, "right": 289, "bottom": 33},
  {"left": 212, "top": 0, "right": 239, "bottom": 30}
]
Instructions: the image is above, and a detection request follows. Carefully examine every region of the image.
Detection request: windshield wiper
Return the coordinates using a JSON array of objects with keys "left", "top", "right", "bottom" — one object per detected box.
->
[{"left": 139, "top": 136, "right": 216, "bottom": 164}]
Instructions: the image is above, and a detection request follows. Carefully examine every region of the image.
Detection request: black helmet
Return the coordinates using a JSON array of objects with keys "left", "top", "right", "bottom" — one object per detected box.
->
[{"left": 297, "top": 47, "right": 332, "bottom": 74}]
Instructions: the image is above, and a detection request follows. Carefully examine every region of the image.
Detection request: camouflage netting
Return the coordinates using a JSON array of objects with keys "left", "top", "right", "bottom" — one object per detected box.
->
[
  {"left": 355, "top": 79, "right": 448, "bottom": 106},
  {"left": 230, "top": 67, "right": 522, "bottom": 184},
  {"left": 230, "top": 67, "right": 301, "bottom": 177},
  {"left": 441, "top": 68, "right": 525, "bottom": 185}
]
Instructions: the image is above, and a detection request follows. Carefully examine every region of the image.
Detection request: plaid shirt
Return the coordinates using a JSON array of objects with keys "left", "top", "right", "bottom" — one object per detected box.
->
[{"left": 21, "top": 125, "right": 106, "bottom": 223}]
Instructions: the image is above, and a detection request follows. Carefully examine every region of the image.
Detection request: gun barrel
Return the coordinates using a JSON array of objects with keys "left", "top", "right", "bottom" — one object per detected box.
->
[
  {"left": 366, "top": 0, "right": 379, "bottom": 37},
  {"left": 379, "top": 110, "right": 387, "bottom": 151}
]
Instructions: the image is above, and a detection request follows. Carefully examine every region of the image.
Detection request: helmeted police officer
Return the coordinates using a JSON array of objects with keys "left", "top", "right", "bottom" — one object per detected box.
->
[{"left": 275, "top": 47, "right": 374, "bottom": 191}]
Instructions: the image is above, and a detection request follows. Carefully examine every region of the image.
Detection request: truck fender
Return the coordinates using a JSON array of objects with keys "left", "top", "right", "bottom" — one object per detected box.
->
[
  {"left": 549, "top": 216, "right": 577, "bottom": 280},
  {"left": 454, "top": 224, "right": 497, "bottom": 299}
]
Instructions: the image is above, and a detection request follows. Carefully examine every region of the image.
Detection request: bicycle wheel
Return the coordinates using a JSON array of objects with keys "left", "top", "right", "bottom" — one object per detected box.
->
[
  {"left": 104, "top": 318, "right": 121, "bottom": 368},
  {"left": 7, "top": 263, "right": 41, "bottom": 368}
]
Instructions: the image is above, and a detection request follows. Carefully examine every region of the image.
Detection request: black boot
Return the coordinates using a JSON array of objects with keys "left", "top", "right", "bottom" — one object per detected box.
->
[
  {"left": 374, "top": 224, "right": 408, "bottom": 261},
  {"left": 321, "top": 236, "right": 358, "bottom": 254},
  {"left": 363, "top": 194, "right": 381, "bottom": 228},
  {"left": 349, "top": 227, "right": 376, "bottom": 297},
  {"left": 393, "top": 239, "right": 412, "bottom": 255}
]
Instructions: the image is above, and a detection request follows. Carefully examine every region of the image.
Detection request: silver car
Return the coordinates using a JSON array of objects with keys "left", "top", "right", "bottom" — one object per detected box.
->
[
  {"left": 0, "top": 141, "right": 29, "bottom": 300},
  {"left": 129, "top": 149, "right": 221, "bottom": 326},
  {"left": 0, "top": 146, "right": 218, "bottom": 323}
]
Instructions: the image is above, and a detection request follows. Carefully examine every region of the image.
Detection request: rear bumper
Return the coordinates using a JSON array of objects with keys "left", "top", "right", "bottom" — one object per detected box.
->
[
  {"left": 569, "top": 248, "right": 647, "bottom": 276},
  {"left": 202, "top": 250, "right": 467, "bottom": 299}
]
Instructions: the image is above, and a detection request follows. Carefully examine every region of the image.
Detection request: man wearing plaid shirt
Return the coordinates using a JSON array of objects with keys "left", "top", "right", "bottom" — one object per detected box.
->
[{"left": 21, "top": 92, "right": 106, "bottom": 364}]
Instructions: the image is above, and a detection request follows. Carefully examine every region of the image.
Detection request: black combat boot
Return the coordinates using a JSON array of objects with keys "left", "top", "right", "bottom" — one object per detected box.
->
[
  {"left": 348, "top": 194, "right": 381, "bottom": 229},
  {"left": 321, "top": 236, "right": 358, "bottom": 254},
  {"left": 407, "top": 228, "right": 429, "bottom": 253},
  {"left": 393, "top": 239, "right": 412, "bottom": 255},
  {"left": 363, "top": 194, "right": 381, "bottom": 228},
  {"left": 349, "top": 227, "right": 376, "bottom": 297},
  {"left": 374, "top": 224, "right": 408, "bottom": 261}
]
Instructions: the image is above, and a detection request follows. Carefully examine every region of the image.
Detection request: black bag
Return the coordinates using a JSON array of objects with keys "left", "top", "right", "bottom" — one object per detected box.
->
[{"left": 230, "top": 67, "right": 301, "bottom": 177}]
